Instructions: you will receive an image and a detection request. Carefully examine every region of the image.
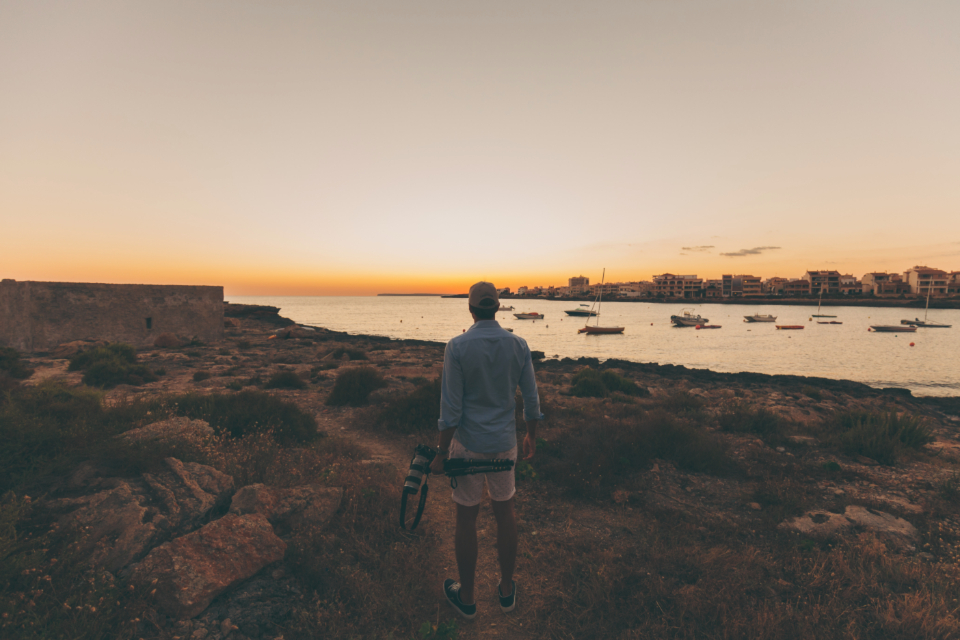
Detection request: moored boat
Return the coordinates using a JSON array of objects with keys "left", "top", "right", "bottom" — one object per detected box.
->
[
  {"left": 901, "top": 319, "right": 952, "bottom": 328},
  {"left": 744, "top": 314, "right": 777, "bottom": 323},
  {"left": 578, "top": 269, "right": 624, "bottom": 335},
  {"left": 499, "top": 305, "right": 515, "bottom": 311},
  {"left": 870, "top": 325, "right": 917, "bottom": 333},
  {"left": 671, "top": 309, "right": 708, "bottom": 327},
  {"left": 900, "top": 278, "right": 951, "bottom": 328},
  {"left": 579, "top": 325, "right": 624, "bottom": 334},
  {"left": 565, "top": 304, "right": 598, "bottom": 317},
  {"left": 776, "top": 325, "right": 804, "bottom": 330},
  {"left": 817, "top": 321, "right": 843, "bottom": 325},
  {"left": 514, "top": 312, "right": 544, "bottom": 320},
  {"left": 695, "top": 325, "right": 722, "bottom": 329}
]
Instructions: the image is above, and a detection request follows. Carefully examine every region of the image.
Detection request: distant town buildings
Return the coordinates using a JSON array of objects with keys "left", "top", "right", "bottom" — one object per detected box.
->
[
  {"left": 505, "top": 266, "right": 958, "bottom": 300},
  {"left": 903, "top": 266, "right": 948, "bottom": 296},
  {"left": 804, "top": 270, "right": 841, "bottom": 295}
]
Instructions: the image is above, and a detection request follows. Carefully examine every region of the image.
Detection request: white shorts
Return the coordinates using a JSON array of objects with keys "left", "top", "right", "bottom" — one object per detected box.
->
[{"left": 448, "top": 439, "right": 518, "bottom": 507}]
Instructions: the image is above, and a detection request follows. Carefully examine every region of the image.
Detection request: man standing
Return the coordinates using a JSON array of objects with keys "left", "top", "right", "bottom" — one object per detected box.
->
[{"left": 430, "top": 281, "right": 544, "bottom": 620}]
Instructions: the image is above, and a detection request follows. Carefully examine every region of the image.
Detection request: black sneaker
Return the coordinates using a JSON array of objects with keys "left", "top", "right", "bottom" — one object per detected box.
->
[
  {"left": 498, "top": 580, "right": 517, "bottom": 613},
  {"left": 443, "top": 579, "right": 477, "bottom": 620}
]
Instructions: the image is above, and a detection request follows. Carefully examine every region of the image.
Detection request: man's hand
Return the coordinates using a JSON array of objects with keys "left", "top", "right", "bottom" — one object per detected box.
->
[
  {"left": 429, "top": 453, "right": 446, "bottom": 476},
  {"left": 522, "top": 433, "right": 536, "bottom": 461}
]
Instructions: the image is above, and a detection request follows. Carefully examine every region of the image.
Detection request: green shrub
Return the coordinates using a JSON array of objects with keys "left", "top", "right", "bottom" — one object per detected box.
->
[
  {"left": 67, "top": 343, "right": 136, "bottom": 371},
  {"left": 66, "top": 343, "right": 157, "bottom": 388},
  {"left": 330, "top": 347, "right": 368, "bottom": 361},
  {"left": 237, "top": 340, "right": 252, "bottom": 350},
  {"left": 376, "top": 378, "right": 441, "bottom": 433},
  {"left": 717, "top": 401, "right": 781, "bottom": 437},
  {"left": 801, "top": 385, "right": 823, "bottom": 401},
  {"left": 829, "top": 411, "right": 933, "bottom": 465},
  {"left": 83, "top": 359, "right": 158, "bottom": 388},
  {"left": 537, "top": 407, "right": 737, "bottom": 498},
  {"left": 264, "top": 371, "right": 307, "bottom": 390},
  {"left": 326, "top": 367, "right": 387, "bottom": 407},
  {"left": 569, "top": 367, "right": 648, "bottom": 399},
  {"left": 225, "top": 380, "right": 243, "bottom": 391},
  {"left": 193, "top": 371, "right": 211, "bottom": 382},
  {"left": 0, "top": 382, "right": 160, "bottom": 492},
  {"left": 657, "top": 390, "right": 706, "bottom": 413},
  {"left": 172, "top": 390, "right": 318, "bottom": 445},
  {"left": 821, "top": 461, "right": 842, "bottom": 472},
  {"left": 0, "top": 347, "right": 32, "bottom": 379}
]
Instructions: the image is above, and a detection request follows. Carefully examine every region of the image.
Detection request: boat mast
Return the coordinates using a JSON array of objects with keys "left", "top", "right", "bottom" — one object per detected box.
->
[
  {"left": 925, "top": 273, "right": 933, "bottom": 322},
  {"left": 595, "top": 268, "right": 605, "bottom": 327}
]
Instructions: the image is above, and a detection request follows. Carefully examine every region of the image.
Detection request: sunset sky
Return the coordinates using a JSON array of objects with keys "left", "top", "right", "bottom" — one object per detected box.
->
[{"left": 2, "top": 0, "right": 958, "bottom": 295}]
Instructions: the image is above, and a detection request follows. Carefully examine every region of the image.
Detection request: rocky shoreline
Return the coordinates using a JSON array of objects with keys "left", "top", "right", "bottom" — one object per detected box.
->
[{"left": 5, "top": 303, "right": 960, "bottom": 638}]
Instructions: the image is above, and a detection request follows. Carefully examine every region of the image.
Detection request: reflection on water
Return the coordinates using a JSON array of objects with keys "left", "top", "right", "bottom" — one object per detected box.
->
[{"left": 229, "top": 296, "right": 960, "bottom": 397}]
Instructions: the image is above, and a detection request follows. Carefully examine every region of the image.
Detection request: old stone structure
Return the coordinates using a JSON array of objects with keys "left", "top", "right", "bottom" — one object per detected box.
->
[{"left": 0, "top": 280, "right": 223, "bottom": 352}]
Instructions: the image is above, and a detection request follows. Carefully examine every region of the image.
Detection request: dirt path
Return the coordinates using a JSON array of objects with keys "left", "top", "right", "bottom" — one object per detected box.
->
[{"left": 316, "top": 406, "right": 538, "bottom": 639}]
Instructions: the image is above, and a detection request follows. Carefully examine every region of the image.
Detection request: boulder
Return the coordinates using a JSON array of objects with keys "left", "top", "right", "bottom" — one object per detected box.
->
[
  {"left": 129, "top": 513, "right": 287, "bottom": 620},
  {"left": 52, "top": 458, "right": 234, "bottom": 571},
  {"left": 229, "top": 484, "right": 342, "bottom": 531},
  {"left": 779, "top": 505, "right": 918, "bottom": 549},
  {"left": 54, "top": 482, "right": 164, "bottom": 572},
  {"left": 143, "top": 458, "right": 234, "bottom": 533},
  {"left": 154, "top": 333, "right": 187, "bottom": 349},
  {"left": 224, "top": 317, "right": 241, "bottom": 328},
  {"left": 119, "top": 417, "right": 214, "bottom": 445}
]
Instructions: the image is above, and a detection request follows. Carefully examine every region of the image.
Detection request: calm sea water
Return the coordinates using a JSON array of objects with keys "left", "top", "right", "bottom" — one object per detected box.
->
[{"left": 229, "top": 296, "right": 960, "bottom": 397}]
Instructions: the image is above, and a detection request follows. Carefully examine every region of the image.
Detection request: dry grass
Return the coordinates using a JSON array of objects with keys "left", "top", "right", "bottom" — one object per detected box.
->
[{"left": 518, "top": 511, "right": 960, "bottom": 639}]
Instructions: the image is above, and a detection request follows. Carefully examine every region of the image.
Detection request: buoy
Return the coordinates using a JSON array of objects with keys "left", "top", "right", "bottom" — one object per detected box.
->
[
  {"left": 696, "top": 325, "right": 701, "bottom": 330},
  {"left": 910, "top": 342, "right": 915, "bottom": 346},
  {"left": 463, "top": 329, "right": 465, "bottom": 333},
  {"left": 650, "top": 323, "right": 653, "bottom": 325},
  {"left": 867, "top": 328, "right": 871, "bottom": 331}
]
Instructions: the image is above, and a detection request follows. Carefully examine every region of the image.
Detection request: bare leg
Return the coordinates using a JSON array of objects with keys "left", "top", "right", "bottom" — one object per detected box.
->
[
  {"left": 455, "top": 503, "right": 480, "bottom": 604},
  {"left": 491, "top": 498, "right": 517, "bottom": 596}
]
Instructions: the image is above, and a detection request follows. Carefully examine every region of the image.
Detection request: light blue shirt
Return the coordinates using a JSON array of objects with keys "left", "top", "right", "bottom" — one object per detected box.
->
[{"left": 438, "top": 320, "right": 544, "bottom": 453}]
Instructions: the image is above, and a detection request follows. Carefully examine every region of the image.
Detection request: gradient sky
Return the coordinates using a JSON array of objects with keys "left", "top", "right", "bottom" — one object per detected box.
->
[{"left": 2, "top": 0, "right": 958, "bottom": 295}]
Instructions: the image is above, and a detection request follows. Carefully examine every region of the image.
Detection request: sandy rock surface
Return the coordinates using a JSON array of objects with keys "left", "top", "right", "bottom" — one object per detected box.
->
[{"left": 130, "top": 513, "right": 286, "bottom": 620}]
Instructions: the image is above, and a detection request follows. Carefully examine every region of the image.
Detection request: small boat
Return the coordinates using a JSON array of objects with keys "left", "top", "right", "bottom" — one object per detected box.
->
[
  {"left": 671, "top": 308, "right": 709, "bottom": 327},
  {"left": 901, "top": 319, "right": 952, "bottom": 328},
  {"left": 579, "top": 325, "right": 624, "bottom": 334},
  {"left": 695, "top": 325, "right": 722, "bottom": 329},
  {"left": 514, "top": 312, "right": 544, "bottom": 320},
  {"left": 901, "top": 286, "right": 952, "bottom": 328},
  {"left": 776, "top": 325, "right": 804, "bottom": 330},
  {"left": 578, "top": 269, "right": 623, "bottom": 334},
  {"left": 565, "top": 304, "right": 598, "bottom": 317},
  {"left": 499, "top": 305, "right": 515, "bottom": 311},
  {"left": 870, "top": 325, "right": 917, "bottom": 333},
  {"left": 744, "top": 314, "right": 777, "bottom": 323},
  {"left": 817, "top": 321, "right": 843, "bottom": 325},
  {"left": 812, "top": 288, "right": 837, "bottom": 318}
]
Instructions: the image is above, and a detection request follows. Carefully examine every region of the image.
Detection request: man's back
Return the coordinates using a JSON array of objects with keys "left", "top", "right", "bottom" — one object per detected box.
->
[{"left": 439, "top": 320, "right": 542, "bottom": 454}]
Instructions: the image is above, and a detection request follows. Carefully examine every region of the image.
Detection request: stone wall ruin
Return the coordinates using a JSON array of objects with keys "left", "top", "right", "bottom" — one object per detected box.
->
[{"left": 0, "top": 279, "right": 223, "bottom": 352}]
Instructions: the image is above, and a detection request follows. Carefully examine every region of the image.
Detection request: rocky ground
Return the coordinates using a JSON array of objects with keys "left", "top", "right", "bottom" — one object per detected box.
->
[{"left": 6, "top": 304, "right": 960, "bottom": 639}]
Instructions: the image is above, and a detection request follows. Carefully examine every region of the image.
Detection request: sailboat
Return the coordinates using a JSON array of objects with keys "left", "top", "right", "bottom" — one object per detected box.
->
[
  {"left": 811, "top": 287, "right": 836, "bottom": 318},
  {"left": 578, "top": 269, "right": 624, "bottom": 335},
  {"left": 901, "top": 279, "right": 952, "bottom": 328}
]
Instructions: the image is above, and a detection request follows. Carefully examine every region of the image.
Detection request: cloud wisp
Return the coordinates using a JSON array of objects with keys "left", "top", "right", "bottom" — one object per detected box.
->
[
  {"left": 681, "top": 245, "right": 714, "bottom": 252},
  {"left": 720, "top": 246, "right": 781, "bottom": 257}
]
